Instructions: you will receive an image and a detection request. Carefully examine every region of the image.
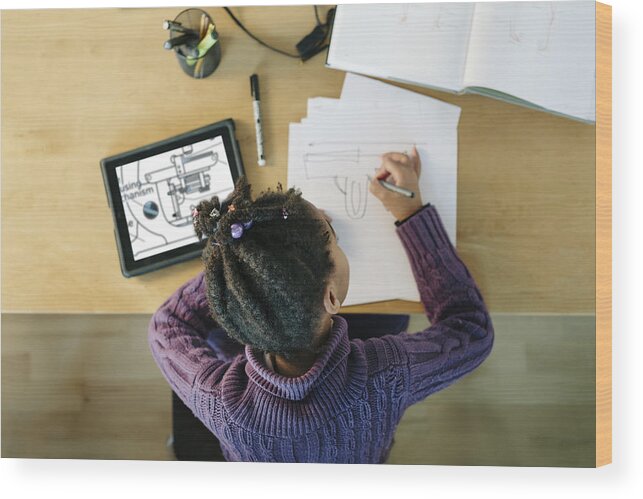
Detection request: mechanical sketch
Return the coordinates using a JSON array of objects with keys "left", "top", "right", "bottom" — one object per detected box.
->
[
  {"left": 303, "top": 141, "right": 422, "bottom": 220},
  {"left": 143, "top": 145, "right": 222, "bottom": 227},
  {"left": 117, "top": 137, "right": 234, "bottom": 261},
  {"left": 509, "top": 2, "right": 556, "bottom": 52}
]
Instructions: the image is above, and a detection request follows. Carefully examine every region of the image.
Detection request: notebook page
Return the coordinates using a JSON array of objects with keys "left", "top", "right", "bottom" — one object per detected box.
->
[
  {"left": 289, "top": 120, "right": 458, "bottom": 304},
  {"left": 288, "top": 77, "right": 460, "bottom": 304},
  {"left": 321, "top": 74, "right": 460, "bottom": 251},
  {"left": 327, "top": 3, "right": 476, "bottom": 92},
  {"left": 289, "top": 124, "right": 417, "bottom": 304},
  {"left": 341, "top": 73, "right": 462, "bottom": 122},
  {"left": 463, "top": 1, "right": 595, "bottom": 122}
]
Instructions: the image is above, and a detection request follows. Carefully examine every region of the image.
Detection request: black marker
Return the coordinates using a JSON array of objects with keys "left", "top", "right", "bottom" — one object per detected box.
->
[{"left": 250, "top": 74, "right": 266, "bottom": 167}]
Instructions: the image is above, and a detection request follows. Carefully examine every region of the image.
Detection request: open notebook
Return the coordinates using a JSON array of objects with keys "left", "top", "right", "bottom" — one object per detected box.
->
[{"left": 327, "top": 1, "right": 596, "bottom": 123}]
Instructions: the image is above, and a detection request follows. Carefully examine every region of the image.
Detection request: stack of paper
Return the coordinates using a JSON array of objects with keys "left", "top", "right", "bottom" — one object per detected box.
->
[{"left": 288, "top": 73, "right": 461, "bottom": 306}]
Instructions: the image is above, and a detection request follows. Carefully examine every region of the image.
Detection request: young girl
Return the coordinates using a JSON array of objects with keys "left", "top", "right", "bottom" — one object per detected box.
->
[{"left": 148, "top": 148, "right": 494, "bottom": 463}]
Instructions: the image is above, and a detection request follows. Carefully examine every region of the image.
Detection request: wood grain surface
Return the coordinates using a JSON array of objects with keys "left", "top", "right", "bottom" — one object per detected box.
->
[
  {"left": 595, "top": 1, "right": 612, "bottom": 468},
  {"left": 1, "top": 6, "right": 595, "bottom": 314}
]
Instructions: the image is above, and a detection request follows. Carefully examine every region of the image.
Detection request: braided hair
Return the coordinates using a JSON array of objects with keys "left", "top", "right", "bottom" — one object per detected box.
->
[{"left": 193, "top": 177, "right": 335, "bottom": 359}]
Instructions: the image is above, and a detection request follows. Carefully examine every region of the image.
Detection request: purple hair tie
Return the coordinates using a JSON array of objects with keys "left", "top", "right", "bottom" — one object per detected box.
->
[{"left": 231, "top": 220, "right": 254, "bottom": 239}]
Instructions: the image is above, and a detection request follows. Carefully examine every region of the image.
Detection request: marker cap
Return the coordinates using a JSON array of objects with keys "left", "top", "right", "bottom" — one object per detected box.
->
[{"left": 250, "top": 74, "right": 260, "bottom": 100}]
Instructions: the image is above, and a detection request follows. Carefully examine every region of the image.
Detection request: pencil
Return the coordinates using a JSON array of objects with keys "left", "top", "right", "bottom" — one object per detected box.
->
[
  {"left": 367, "top": 175, "right": 415, "bottom": 198},
  {"left": 199, "top": 14, "right": 207, "bottom": 39},
  {"left": 194, "top": 57, "right": 204, "bottom": 77},
  {"left": 192, "top": 14, "right": 207, "bottom": 77}
]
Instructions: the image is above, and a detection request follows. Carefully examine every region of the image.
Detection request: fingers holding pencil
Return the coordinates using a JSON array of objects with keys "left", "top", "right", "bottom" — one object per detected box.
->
[
  {"left": 381, "top": 147, "right": 421, "bottom": 177},
  {"left": 369, "top": 146, "right": 423, "bottom": 222}
]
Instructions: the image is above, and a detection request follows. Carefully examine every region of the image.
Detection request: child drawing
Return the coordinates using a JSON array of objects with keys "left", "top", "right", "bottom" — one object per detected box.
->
[{"left": 148, "top": 148, "right": 494, "bottom": 463}]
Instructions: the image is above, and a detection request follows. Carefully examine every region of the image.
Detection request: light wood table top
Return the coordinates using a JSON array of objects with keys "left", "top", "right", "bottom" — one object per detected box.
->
[{"left": 1, "top": 6, "right": 595, "bottom": 314}]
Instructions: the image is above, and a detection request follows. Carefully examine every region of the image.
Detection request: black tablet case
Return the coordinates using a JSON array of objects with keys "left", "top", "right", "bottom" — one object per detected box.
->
[{"left": 100, "top": 119, "right": 244, "bottom": 277}]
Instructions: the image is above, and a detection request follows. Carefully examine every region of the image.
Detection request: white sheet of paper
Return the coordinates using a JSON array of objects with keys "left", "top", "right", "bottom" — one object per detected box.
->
[
  {"left": 307, "top": 97, "right": 341, "bottom": 117},
  {"left": 327, "top": 3, "right": 476, "bottom": 91},
  {"left": 288, "top": 75, "right": 460, "bottom": 305},
  {"left": 290, "top": 124, "right": 415, "bottom": 304},
  {"left": 340, "top": 72, "right": 456, "bottom": 110},
  {"left": 463, "top": 1, "right": 595, "bottom": 122}
]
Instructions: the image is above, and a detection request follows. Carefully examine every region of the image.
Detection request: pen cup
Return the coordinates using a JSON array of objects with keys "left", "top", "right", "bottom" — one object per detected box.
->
[{"left": 168, "top": 8, "right": 222, "bottom": 79}]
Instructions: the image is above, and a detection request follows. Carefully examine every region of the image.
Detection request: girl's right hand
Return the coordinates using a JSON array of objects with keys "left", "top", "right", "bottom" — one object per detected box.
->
[{"left": 369, "top": 146, "right": 423, "bottom": 222}]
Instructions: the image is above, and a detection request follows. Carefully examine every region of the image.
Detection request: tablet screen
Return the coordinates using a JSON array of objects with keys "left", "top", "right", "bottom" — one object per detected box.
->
[{"left": 116, "top": 136, "right": 235, "bottom": 261}]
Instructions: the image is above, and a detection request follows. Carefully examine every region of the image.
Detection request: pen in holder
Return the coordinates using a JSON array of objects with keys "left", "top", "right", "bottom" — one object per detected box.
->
[{"left": 164, "top": 8, "right": 222, "bottom": 79}]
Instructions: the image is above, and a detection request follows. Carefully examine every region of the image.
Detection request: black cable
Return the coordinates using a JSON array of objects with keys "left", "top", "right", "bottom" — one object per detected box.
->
[
  {"left": 223, "top": 7, "right": 300, "bottom": 59},
  {"left": 223, "top": 6, "right": 334, "bottom": 62}
]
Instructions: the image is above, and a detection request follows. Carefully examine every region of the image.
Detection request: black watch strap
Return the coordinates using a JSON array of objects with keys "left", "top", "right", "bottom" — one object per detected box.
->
[{"left": 394, "top": 202, "right": 433, "bottom": 227}]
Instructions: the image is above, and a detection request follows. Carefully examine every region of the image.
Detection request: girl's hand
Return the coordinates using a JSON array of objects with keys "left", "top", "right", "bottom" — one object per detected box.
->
[{"left": 369, "top": 146, "right": 423, "bottom": 221}]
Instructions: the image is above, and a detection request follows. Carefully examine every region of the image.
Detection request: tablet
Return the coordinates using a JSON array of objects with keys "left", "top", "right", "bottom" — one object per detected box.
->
[{"left": 101, "top": 119, "right": 244, "bottom": 277}]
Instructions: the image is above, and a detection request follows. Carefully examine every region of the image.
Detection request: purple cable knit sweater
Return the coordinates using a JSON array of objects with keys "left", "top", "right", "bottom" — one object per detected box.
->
[{"left": 148, "top": 205, "right": 494, "bottom": 463}]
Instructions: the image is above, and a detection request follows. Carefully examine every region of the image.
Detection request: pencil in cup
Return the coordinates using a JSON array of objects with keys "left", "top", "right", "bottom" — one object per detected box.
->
[
  {"left": 163, "top": 33, "right": 198, "bottom": 51},
  {"left": 168, "top": 8, "right": 222, "bottom": 79},
  {"left": 193, "top": 14, "right": 207, "bottom": 77},
  {"left": 163, "top": 19, "right": 198, "bottom": 36}
]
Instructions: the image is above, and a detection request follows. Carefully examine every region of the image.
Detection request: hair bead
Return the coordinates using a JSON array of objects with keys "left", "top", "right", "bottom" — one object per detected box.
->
[{"left": 231, "top": 220, "right": 254, "bottom": 239}]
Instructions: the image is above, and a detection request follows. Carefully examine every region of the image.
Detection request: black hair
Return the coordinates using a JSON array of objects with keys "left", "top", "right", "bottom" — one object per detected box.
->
[{"left": 193, "top": 177, "right": 335, "bottom": 359}]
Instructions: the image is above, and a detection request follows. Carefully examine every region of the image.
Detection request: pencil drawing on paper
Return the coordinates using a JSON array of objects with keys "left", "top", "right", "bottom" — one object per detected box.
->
[
  {"left": 397, "top": 3, "right": 464, "bottom": 30},
  {"left": 116, "top": 137, "right": 234, "bottom": 260},
  {"left": 303, "top": 141, "right": 420, "bottom": 220},
  {"left": 509, "top": 2, "right": 556, "bottom": 52}
]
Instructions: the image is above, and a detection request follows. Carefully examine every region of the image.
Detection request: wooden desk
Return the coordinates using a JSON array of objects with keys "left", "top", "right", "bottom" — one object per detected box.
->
[{"left": 1, "top": 6, "right": 595, "bottom": 314}]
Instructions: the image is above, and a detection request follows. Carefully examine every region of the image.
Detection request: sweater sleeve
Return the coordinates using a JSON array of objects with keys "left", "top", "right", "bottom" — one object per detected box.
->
[
  {"left": 147, "top": 273, "right": 242, "bottom": 409},
  {"left": 389, "top": 205, "right": 494, "bottom": 408}
]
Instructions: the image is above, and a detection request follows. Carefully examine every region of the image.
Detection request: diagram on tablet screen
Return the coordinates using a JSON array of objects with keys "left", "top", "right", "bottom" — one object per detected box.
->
[{"left": 116, "top": 137, "right": 234, "bottom": 261}]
